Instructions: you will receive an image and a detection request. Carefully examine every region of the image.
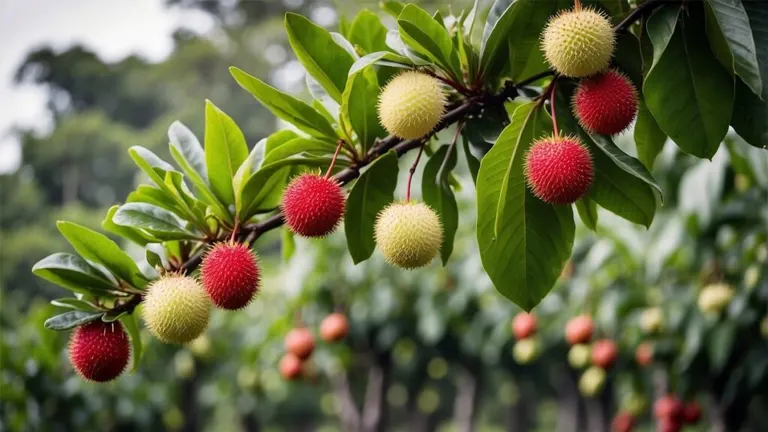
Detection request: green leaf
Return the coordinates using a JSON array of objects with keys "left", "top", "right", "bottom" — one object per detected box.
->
[
  {"left": 265, "top": 130, "right": 301, "bottom": 154},
  {"left": 113, "top": 203, "right": 199, "bottom": 240},
  {"left": 575, "top": 197, "right": 598, "bottom": 231},
  {"left": 704, "top": 0, "right": 762, "bottom": 96},
  {"left": 129, "top": 146, "right": 177, "bottom": 187},
  {"left": 587, "top": 133, "right": 663, "bottom": 203},
  {"left": 614, "top": 32, "right": 643, "bottom": 88},
  {"left": 204, "top": 100, "right": 249, "bottom": 206},
  {"left": 476, "top": 102, "right": 574, "bottom": 311},
  {"left": 120, "top": 313, "right": 143, "bottom": 372},
  {"left": 422, "top": 145, "right": 459, "bottom": 265},
  {"left": 480, "top": 0, "right": 557, "bottom": 83},
  {"left": 233, "top": 139, "right": 266, "bottom": 212},
  {"left": 51, "top": 297, "right": 100, "bottom": 312},
  {"left": 709, "top": 321, "right": 736, "bottom": 373},
  {"left": 731, "top": 1, "right": 768, "bottom": 148},
  {"left": 645, "top": 4, "right": 680, "bottom": 70},
  {"left": 102, "top": 205, "right": 158, "bottom": 246},
  {"left": 56, "top": 221, "right": 148, "bottom": 289},
  {"left": 462, "top": 131, "right": 481, "bottom": 184},
  {"left": 44, "top": 311, "right": 104, "bottom": 331},
  {"left": 230, "top": 67, "right": 338, "bottom": 140},
  {"left": 398, "top": 5, "right": 462, "bottom": 80},
  {"left": 285, "top": 13, "right": 355, "bottom": 102},
  {"left": 282, "top": 227, "right": 296, "bottom": 263},
  {"left": 262, "top": 137, "right": 342, "bottom": 166},
  {"left": 634, "top": 100, "right": 667, "bottom": 169},
  {"left": 345, "top": 151, "right": 399, "bottom": 263},
  {"left": 342, "top": 70, "right": 387, "bottom": 152},
  {"left": 168, "top": 121, "right": 207, "bottom": 183},
  {"left": 644, "top": 6, "right": 734, "bottom": 159},
  {"left": 348, "top": 10, "right": 389, "bottom": 54},
  {"left": 348, "top": 51, "right": 411, "bottom": 77},
  {"left": 381, "top": 1, "right": 405, "bottom": 18},
  {"left": 33, "top": 253, "right": 118, "bottom": 296}
]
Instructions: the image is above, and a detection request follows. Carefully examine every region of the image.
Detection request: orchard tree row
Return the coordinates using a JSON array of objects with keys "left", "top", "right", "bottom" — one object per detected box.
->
[{"left": 31, "top": 0, "right": 767, "bottom": 387}]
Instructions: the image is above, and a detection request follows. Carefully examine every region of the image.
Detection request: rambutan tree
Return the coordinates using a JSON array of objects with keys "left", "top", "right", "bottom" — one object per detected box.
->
[{"left": 32, "top": 0, "right": 766, "bottom": 388}]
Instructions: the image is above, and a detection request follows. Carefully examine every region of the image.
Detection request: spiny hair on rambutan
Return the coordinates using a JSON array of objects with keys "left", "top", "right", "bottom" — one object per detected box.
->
[
  {"left": 374, "top": 201, "right": 443, "bottom": 269},
  {"left": 541, "top": 7, "right": 615, "bottom": 77},
  {"left": 282, "top": 173, "right": 346, "bottom": 238},
  {"left": 142, "top": 274, "right": 211, "bottom": 344},
  {"left": 573, "top": 69, "right": 638, "bottom": 135},
  {"left": 201, "top": 242, "right": 261, "bottom": 310},
  {"left": 524, "top": 136, "right": 594, "bottom": 205},
  {"left": 378, "top": 71, "right": 447, "bottom": 140},
  {"left": 69, "top": 320, "right": 130, "bottom": 382}
]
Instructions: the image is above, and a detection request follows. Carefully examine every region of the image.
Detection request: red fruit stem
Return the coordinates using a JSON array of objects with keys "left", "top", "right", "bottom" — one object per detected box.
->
[
  {"left": 325, "top": 139, "right": 346, "bottom": 179},
  {"left": 574, "top": 0, "right": 581, "bottom": 10},
  {"left": 550, "top": 80, "right": 560, "bottom": 140},
  {"left": 229, "top": 219, "right": 240, "bottom": 243},
  {"left": 406, "top": 142, "right": 426, "bottom": 202}
]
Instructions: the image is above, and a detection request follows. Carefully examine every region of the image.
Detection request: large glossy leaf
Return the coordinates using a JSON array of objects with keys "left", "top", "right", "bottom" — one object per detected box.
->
[
  {"left": 342, "top": 70, "right": 387, "bottom": 152},
  {"left": 44, "top": 311, "right": 104, "bottom": 331},
  {"left": 102, "top": 205, "right": 158, "bottom": 246},
  {"left": 345, "top": 151, "right": 399, "bottom": 264},
  {"left": 398, "top": 5, "right": 462, "bottom": 80},
  {"left": 704, "top": 0, "right": 762, "bottom": 96},
  {"left": 422, "top": 145, "right": 459, "bottom": 265},
  {"left": 265, "top": 130, "right": 301, "bottom": 155},
  {"left": 480, "top": 0, "right": 557, "bottom": 83},
  {"left": 120, "top": 313, "right": 142, "bottom": 372},
  {"left": 113, "top": 203, "right": 198, "bottom": 240},
  {"left": 476, "top": 102, "right": 574, "bottom": 311},
  {"left": 168, "top": 121, "right": 207, "bottom": 183},
  {"left": 731, "top": 1, "right": 768, "bottom": 148},
  {"left": 51, "top": 297, "right": 100, "bottom": 311},
  {"left": 348, "top": 10, "right": 389, "bottom": 54},
  {"left": 129, "top": 146, "right": 177, "bottom": 188},
  {"left": 204, "top": 100, "right": 249, "bottom": 206},
  {"left": 381, "top": 1, "right": 405, "bottom": 18},
  {"left": 645, "top": 5, "right": 680, "bottom": 70},
  {"left": 285, "top": 13, "right": 355, "bottom": 102},
  {"left": 635, "top": 100, "right": 667, "bottom": 169},
  {"left": 33, "top": 253, "right": 118, "bottom": 296},
  {"left": 576, "top": 197, "right": 598, "bottom": 231},
  {"left": 57, "top": 222, "right": 148, "bottom": 289},
  {"left": 645, "top": 6, "right": 734, "bottom": 159},
  {"left": 233, "top": 139, "right": 266, "bottom": 211},
  {"left": 230, "top": 67, "right": 337, "bottom": 140},
  {"left": 348, "top": 51, "right": 411, "bottom": 77},
  {"left": 588, "top": 133, "right": 663, "bottom": 202},
  {"left": 262, "top": 137, "right": 341, "bottom": 166}
]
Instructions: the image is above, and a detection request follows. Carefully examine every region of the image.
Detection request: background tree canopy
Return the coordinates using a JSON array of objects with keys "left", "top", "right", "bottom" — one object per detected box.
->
[{"left": 1, "top": 1, "right": 767, "bottom": 432}]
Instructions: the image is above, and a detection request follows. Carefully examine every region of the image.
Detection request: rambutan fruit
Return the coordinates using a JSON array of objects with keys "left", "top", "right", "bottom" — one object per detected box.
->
[
  {"left": 511, "top": 312, "right": 537, "bottom": 340},
  {"left": 640, "top": 307, "right": 664, "bottom": 334},
  {"left": 654, "top": 395, "right": 683, "bottom": 420},
  {"left": 320, "top": 313, "right": 349, "bottom": 343},
  {"left": 282, "top": 174, "right": 346, "bottom": 237},
  {"left": 284, "top": 327, "right": 315, "bottom": 360},
  {"left": 512, "top": 337, "right": 541, "bottom": 364},
  {"left": 541, "top": 7, "right": 615, "bottom": 77},
  {"left": 378, "top": 71, "right": 447, "bottom": 140},
  {"left": 565, "top": 315, "right": 594, "bottom": 345},
  {"left": 579, "top": 366, "right": 607, "bottom": 397},
  {"left": 374, "top": 201, "right": 443, "bottom": 269},
  {"left": 573, "top": 69, "right": 638, "bottom": 135},
  {"left": 201, "top": 242, "right": 260, "bottom": 310},
  {"left": 612, "top": 412, "right": 635, "bottom": 432},
  {"left": 591, "top": 339, "right": 618, "bottom": 369},
  {"left": 635, "top": 342, "right": 654, "bottom": 367},
  {"left": 142, "top": 274, "right": 211, "bottom": 344},
  {"left": 681, "top": 402, "right": 702, "bottom": 424},
  {"left": 568, "top": 344, "right": 591, "bottom": 369},
  {"left": 68, "top": 320, "right": 130, "bottom": 382},
  {"left": 280, "top": 353, "right": 303, "bottom": 380},
  {"left": 524, "top": 136, "right": 594, "bottom": 205}
]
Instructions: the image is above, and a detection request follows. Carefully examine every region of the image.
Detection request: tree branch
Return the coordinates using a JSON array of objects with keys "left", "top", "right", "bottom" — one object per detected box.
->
[{"left": 330, "top": 370, "right": 362, "bottom": 432}]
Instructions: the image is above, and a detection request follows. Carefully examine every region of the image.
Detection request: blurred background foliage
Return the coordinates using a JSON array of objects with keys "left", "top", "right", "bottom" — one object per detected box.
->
[{"left": 1, "top": 0, "right": 767, "bottom": 431}]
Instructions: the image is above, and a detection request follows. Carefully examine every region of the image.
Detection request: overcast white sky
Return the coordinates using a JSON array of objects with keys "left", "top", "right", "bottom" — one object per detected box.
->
[{"left": 0, "top": 0, "right": 213, "bottom": 173}]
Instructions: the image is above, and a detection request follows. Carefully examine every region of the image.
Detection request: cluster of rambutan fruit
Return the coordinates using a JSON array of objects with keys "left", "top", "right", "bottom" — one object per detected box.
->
[{"left": 279, "top": 313, "right": 349, "bottom": 381}]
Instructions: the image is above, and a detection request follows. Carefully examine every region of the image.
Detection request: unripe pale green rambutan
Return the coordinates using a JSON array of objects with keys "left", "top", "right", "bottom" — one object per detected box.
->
[
  {"left": 374, "top": 201, "right": 443, "bottom": 269},
  {"left": 541, "top": 7, "right": 615, "bottom": 77},
  {"left": 697, "top": 283, "right": 734, "bottom": 314},
  {"left": 378, "top": 71, "right": 447, "bottom": 140},
  {"left": 512, "top": 337, "right": 541, "bottom": 365},
  {"left": 579, "top": 366, "right": 607, "bottom": 397},
  {"left": 142, "top": 274, "right": 211, "bottom": 344}
]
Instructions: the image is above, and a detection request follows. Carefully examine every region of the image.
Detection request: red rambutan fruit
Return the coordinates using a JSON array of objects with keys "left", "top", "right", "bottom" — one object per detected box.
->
[
  {"left": 285, "top": 327, "right": 315, "bottom": 360},
  {"left": 654, "top": 395, "right": 683, "bottom": 420},
  {"left": 525, "top": 136, "right": 594, "bottom": 205},
  {"left": 573, "top": 69, "right": 638, "bottom": 135},
  {"left": 612, "top": 411, "right": 635, "bottom": 432},
  {"left": 280, "top": 353, "right": 303, "bottom": 380},
  {"left": 512, "top": 312, "right": 537, "bottom": 340},
  {"left": 69, "top": 320, "right": 130, "bottom": 382},
  {"left": 681, "top": 402, "right": 702, "bottom": 424},
  {"left": 591, "top": 339, "right": 619, "bottom": 369},
  {"left": 635, "top": 342, "right": 654, "bottom": 367},
  {"left": 201, "top": 242, "right": 261, "bottom": 310},
  {"left": 565, "top": 315, "right": 595, "bottom": 345},
  {"left": 320, "top": 313, "right": 349, "bottom": 343},
  {"left": 282, "top": 173, "right": 346, "bottom": 237}
]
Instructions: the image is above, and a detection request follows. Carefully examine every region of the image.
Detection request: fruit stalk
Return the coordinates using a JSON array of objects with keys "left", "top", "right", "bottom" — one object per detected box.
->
[{"left": 406, "top": 143, "right": 426, "bottom": 202}]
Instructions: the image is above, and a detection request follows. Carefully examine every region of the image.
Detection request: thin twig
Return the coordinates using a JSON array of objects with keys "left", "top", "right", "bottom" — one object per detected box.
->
[
  {"left": 406, "top": 142, "right": 426, "bottom": 202},
  {"left": 325, "top": 139, "right": 346, "bottom": 178},
  {"left": 550, "top": 79, "right": 560, "bottom": 140},
  {"left": 437, "top": 123, "right": 464, "bottom": 182}
]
